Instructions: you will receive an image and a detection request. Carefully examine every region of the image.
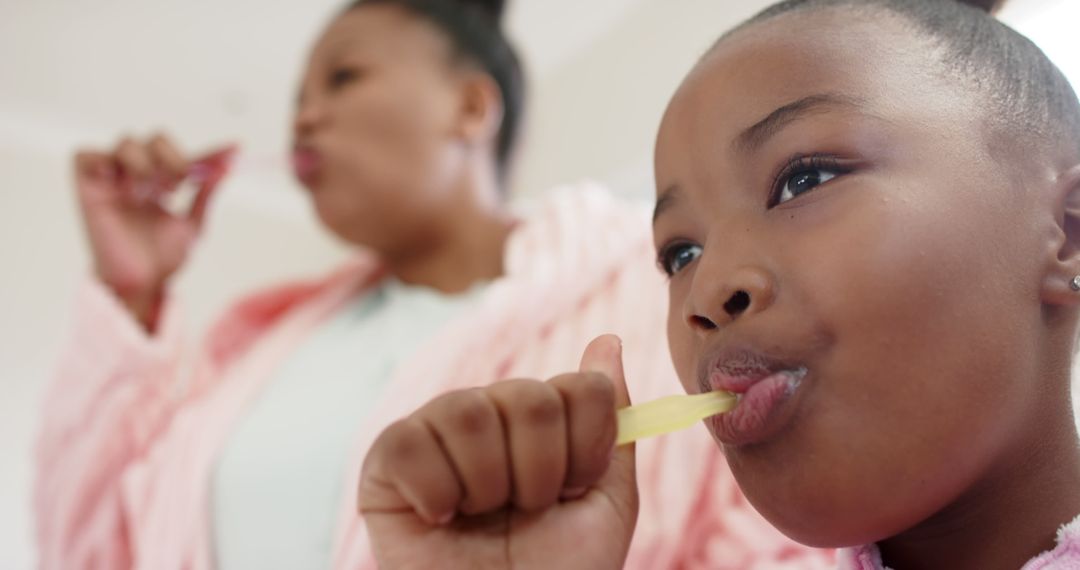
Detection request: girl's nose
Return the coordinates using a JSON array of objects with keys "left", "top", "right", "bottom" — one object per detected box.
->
[{"left": 685, "top": 264, "right": 776, "bottom": 336}]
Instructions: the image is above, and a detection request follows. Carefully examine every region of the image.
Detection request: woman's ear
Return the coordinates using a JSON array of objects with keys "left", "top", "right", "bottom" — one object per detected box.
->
[
  {"left": 1041, "top": 164, "right": 1080, "bottom": 306},
  {"left": 453, "top": 72, "right": 504, "bottom": 149}
]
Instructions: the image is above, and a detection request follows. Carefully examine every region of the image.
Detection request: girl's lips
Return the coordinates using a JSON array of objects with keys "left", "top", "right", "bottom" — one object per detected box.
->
[
  {"left": 291, "top": 147, "right": 322, "bottom": 186},
  {"left": 708, "top": 368, "right": 806, "bottom": 446}
]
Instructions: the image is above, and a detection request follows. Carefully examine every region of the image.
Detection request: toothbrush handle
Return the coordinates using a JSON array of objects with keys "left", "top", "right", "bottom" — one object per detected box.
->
[{"left": 616, "top": 391, "right": 736, "bottom": 445}]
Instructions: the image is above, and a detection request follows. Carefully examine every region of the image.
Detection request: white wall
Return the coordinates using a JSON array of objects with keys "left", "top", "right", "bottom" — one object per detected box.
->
[{"left": 1, "top": 0, "right": 1075, "bottom": 567}]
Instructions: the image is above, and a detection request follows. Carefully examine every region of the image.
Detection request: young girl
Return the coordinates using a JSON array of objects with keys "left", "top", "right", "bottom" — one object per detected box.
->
[
  {"left": 37, "top": 0, "right": 827, "bottom": 568},
  {"left": 357, "top": 0, "right": 1080, "bottom": 568}
]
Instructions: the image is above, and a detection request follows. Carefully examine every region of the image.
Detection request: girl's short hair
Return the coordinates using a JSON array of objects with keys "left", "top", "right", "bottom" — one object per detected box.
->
[{"left": 721, "top": 0, "right": 1080, "bottom": 158}]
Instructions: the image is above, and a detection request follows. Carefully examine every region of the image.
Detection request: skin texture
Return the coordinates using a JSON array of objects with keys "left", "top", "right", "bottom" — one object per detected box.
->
[
  {"left": 654, "top": 8, "right": 1080, "bottom": 569},
  {"left": 74, "top": 4, "right": 513, "bottom": 330}
]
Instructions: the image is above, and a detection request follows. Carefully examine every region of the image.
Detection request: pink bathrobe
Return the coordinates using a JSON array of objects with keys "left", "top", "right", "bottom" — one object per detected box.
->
[
  {"left": 36, "top": 185, "right": 832, "bottom": 569},
  {"left": 837, "top": 515, "right": 1080, "bottom": 569}
]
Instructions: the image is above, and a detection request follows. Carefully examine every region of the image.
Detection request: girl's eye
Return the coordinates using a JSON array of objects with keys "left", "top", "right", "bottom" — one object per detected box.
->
[
  {"left": 776, "top": 168, "right": 838, "bottom": 205},
  {"left": 770, "top": 154, "right": 850, "bottom": 207},
  {"left": 658, "top": 242, "right": 703, "bottom": 276}
]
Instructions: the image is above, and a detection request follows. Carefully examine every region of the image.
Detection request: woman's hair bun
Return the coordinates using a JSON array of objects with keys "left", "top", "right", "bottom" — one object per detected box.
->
[
  {"left": 456, "top": 0, "right": 506, "bottom": 23},
  {"left": 954, "top": 0, "right": 1003, "bottom": 14}
]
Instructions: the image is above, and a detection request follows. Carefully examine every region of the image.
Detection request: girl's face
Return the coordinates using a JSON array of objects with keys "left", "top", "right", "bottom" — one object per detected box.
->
[
  {"left": 655, "top": 10, "right": 1060, "bottom": 547},
  {"left": 293, "top": 5, "right": 485, "bottom": 251}
]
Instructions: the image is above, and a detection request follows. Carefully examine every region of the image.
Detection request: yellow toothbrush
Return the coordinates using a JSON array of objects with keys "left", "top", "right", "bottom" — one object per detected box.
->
[{"left": 616, "top": 391, "right": 737, "bottom": 446}]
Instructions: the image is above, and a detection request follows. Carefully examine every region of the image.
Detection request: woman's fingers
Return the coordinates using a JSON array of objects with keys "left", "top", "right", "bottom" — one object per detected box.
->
[
  {"left": 188, "top": 177, "right": 223, "bottom": 227},
  {"left": 76, "top": 136, "right": 235, "bottom": 221},
  {"left": 114, "top": 137, "right": 156, "bottom": 201},
  {"left": 148, "top": 133, "right": 190, "bottom": 188},
  {"left": 105, "top": 134, "right": 203, "bottom": 205},
  {"left": 73, "top": 150, "right": 111, "bottom": 179},
  {"left": 73, "top": 151, "right": 118, "bottom": 200}
]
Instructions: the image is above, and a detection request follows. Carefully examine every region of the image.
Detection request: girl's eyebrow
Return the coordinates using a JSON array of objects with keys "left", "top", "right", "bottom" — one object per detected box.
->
[
  {"left": 654, "top": 93, "right": 872, "bottom": 226},
  {"left": 735, "top": 92, "right": 866, "bottom": 154},
  {"left": 653, "top": 185, "right": 679, "bottom": 224}
]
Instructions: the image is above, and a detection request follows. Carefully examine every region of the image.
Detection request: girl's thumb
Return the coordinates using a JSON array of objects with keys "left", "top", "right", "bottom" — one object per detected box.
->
[{"left": 578, "top": 335, "right": 638, "bottom": 533}]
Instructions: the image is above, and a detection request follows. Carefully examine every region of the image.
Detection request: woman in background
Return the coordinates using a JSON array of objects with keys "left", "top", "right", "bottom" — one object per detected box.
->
[{"left": 36, "top": 0, "right": 831, "bottom": 568}]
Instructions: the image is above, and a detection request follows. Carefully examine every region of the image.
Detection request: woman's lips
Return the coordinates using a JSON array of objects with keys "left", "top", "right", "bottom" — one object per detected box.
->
[{"left": 291, "top": 147, "right": 322, "bottom": 186}]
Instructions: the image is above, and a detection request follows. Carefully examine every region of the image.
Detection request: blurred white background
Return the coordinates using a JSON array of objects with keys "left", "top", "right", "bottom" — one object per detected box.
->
[{"left": 0, "top": 0, "right": 1076, "bottom": 567}]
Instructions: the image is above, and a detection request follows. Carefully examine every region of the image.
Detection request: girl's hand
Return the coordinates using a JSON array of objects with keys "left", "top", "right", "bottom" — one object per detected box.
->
[
  {"left": 359, "top": 335, "right": 639, "bottom": 570},
  {"left": 74, "top": 134, "right": 233, "bottom": 329}
]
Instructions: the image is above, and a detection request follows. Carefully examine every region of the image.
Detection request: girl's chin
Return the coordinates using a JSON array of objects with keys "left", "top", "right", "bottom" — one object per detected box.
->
[
  {"left": 753, "top": 506, "right": 888, "bottom": 549},
  {"left": 740, "top": 476, "right": 925, "bottom": 550}
]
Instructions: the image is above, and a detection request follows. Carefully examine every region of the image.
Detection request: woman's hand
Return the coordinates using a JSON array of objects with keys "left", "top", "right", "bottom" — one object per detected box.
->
[
  {"left": 74, "top": 134, "right": 233, "bottom": 329},
  {"left": 359, "top": 335, "right": 639, "bottom": 570}
]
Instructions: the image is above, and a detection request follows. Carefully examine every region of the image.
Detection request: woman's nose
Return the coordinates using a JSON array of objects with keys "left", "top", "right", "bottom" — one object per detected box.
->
[
  {"left": 292, "top": 95, "right": 325, "bottom": 139},
  {"left": 684, "top": 263, "right": 776, "bottom": 336}
]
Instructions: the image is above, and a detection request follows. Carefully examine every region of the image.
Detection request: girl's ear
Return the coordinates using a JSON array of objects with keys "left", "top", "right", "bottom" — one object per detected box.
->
[{"left": 1041, "top": 164, "right": 1080, "bottom": 306}]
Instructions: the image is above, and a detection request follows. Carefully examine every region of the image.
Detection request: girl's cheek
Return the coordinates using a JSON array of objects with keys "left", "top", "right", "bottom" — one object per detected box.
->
[{"left": 666, "top": 317, "right": 698, "bottom": 392}]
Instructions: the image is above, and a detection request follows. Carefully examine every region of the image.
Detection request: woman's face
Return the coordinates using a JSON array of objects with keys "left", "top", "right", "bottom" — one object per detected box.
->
[
  {"left": 293, "top": 5, "right": 477, "bottom": 251},
  {"left": 655, "top": 9, "right": 1057, "bottom": 547}
]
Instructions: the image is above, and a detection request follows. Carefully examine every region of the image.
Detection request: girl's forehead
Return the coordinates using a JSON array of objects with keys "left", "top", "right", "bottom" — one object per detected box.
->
[
  {"left": 685, "top": 20, "right": 905, "bottom": 116},
  {"left": 652, "top": 12, "right": 995, "bottom": 216},
  {"left": 658, "top": 10, "right": 970, "bottom": 161}
]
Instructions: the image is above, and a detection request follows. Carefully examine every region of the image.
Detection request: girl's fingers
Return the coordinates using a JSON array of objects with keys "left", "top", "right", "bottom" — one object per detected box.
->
[
  {"left": 548, "top": 371, "right": 617, "bottom": 497},
  {"left": 418, "top": 389, "right": 510, "bottom": 515},
  {"left": 579, "top": 335, "right": 631, "bottom": 409},
  {"left": 578, "top": 335, "right": 639, "bottom": 524},
  {"left": 360, "top": 417, "right": 463, "bottom": 525},
  {"left": 487, "top": 379, "right": 568, "bottom": 511},
  {"left": 361, "top": 342, "right": 629, "bottom": 529}
]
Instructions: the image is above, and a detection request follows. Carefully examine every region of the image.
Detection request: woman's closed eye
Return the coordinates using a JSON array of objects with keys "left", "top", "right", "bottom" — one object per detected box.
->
[
  {"left": 769, "top": 154, "right": 849, "bottom": 207},
  {"left": 658, "top": 242, "right": 703, "bottom": 277},
  {"left": 328, "top": 66, "right": 365, "bottom": 90}
]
